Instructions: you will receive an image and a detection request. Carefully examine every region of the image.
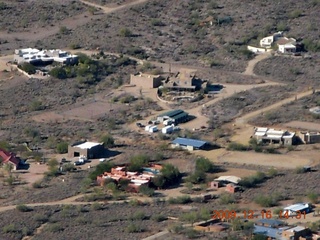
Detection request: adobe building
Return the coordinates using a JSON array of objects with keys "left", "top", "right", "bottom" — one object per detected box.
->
[
  {"left": 68, "top": 141, "right": 105, "bottom": 159},
  {"left": 130, "top": 72, "right": 163, "bottom": 89}
]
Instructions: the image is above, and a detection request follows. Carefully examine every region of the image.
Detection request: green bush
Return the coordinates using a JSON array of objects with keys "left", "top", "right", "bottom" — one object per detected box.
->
[
  {"left": 29, "top": 100, "right": 43, "bottom": 111},
  {"left": 168, "top": 195, "right": 192, "bottom": 204},
  {"left": 254, "top": 194, "right": 279, "bottom": 207},
  {"left": 294, "top": 166, "right": 306, "bottom": 174},
  {"left": 2, "top": 224, "right": 17, "bottom": 233},
  {"left": 130, "top": 211, "right": 147, "bottom": 221},
  {"left": 307, "top": 192, "right": 319, "bottom": 204},
  {"left": 127, "top": 154, "right": 149, "bottom": 172},
  {"left": 139, "top": 185, "right": 155, "bottom": 197},
  {"left": 187, "top": 170, "right": 206, "bottom": 184},
  {"left": 119, "top": 28, "right": 132, "bottom": 37},
  {"left": 227, "top": 142, "right": 248, "bottom": 151},
  {"left": 49, "top": 67, "right": 67, "bottom": 79},
  {"left": 88, "top": 162, "right": 114, "bottom": 180},
  {"left": 219, "top": 193, "right": 236, "bottom": 205},
  {"left": 16, "top": 204, "right": 32, "bottom": 212},
  {"left": 45, "top": 223, "right": 63, "bottom": 233},
  {"left": 151, "top": 214, "right": 167, "bottom": 222},
  {"left": 126, "top": 222, "right": 144, "bottom": 233},
  {"left": 19, "top": 62, "right": 36, "bottom": 74},
  {"left": 56, "top": 141, "right": 68, "bottom": 154},
  {"left": 195, "top": 157, "right": 216, "bottom": 173},
  {"left": 100, "top": 134, "right": 115, "bottom": 148}
]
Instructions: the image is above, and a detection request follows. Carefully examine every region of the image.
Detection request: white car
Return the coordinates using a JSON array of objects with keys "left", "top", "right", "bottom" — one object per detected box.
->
[{"left": 99, "top": 158, "right": 106, "bottom": 162}]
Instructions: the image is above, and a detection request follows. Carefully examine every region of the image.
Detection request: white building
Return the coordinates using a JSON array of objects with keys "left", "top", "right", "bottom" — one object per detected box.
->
[
  {"left": 253, "top": 127, "right": 295, "bottom": 145},
  {"left": 277, "top": 37, "right": 297, "bottom": 53},
  {"left": 283, "top": 203, "right": 311, "bottom": 216},
  {"left": 14, "top": 48, "right": 78, "bottom": 65},
  {"left": 259, "top": 31, "right": 283, "bottom": 48}
]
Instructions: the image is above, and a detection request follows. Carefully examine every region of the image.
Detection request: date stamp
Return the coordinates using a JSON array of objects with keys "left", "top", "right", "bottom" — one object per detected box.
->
[{"left": 212, "top": 210, "right": 306, "bottom": 220}]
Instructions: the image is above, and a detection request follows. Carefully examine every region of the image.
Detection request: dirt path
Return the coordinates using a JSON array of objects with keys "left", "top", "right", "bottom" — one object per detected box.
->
[
  {"left": 80, "top": 0, "right": 151, "bottom": 13},
  {"left": 235, "top": 89, "right": 316, "bottom": 126},
  {"left": 243, "top": 52, "right": 272, "bottom": 76}
]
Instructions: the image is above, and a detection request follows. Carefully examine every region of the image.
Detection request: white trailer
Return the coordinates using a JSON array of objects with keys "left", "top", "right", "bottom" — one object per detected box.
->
[
  {"left": 162, "top": 125, "right": 173, "bottom": 134},
  {"left": 145, "top": 125, "right": 152, "bottom": 131},
  {"left": 163, "top": 119, "right": 173, "bottom": 126},
  {"left": 149, "top": 126, "right": 158, "bottom": 132}
]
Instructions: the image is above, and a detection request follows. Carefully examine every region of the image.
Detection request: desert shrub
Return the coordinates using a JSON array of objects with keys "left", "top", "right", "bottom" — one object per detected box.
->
[
  {"left": 34, "top": 214, "right": 49, "bottom": 223},
  {"left": 119, "top": 28, "right": 132, "bottom": 37},
  {"left": 130, "top": 211, "right": 147, "bottom": 221},
  {"left": 219, "top": 193, "right": 236, "bottom": 205},
  {"left": 69, "top": 43, "right": 81, "bottom": 49},
  {"left": 168, "top": 195, "right": 192, "bottom": 204},
  {"left": 288, "top": 10, "right": 302, "bottom": 19},
  {"left": 29, "top": 100, "right": 43, "bottom": 111},
  {"left": 150, "top": 18, "right": 165, "bottom": 26},
  {"left": 56, "top": 141, "right": 68, "bottom": 154},
  {"left": 126, "top": 222, "right": 144, "bottom": 233},
  {"left": 19, "top": 62, "right": 36, "bottom": 74},
  {"left": 91, "top": 202, "right": 103, "bottom": 211},
  {"left": 267, "top": 167, "right": 278, "bottom": 177},
  {"left": 59, "top": 26, "right": 69, "bottom": 34},
  {"left": 302, "top": 39, "right": 320, "bottom": 52},
  {"left": 127, "top": 154, "right": 149, "bottom": 172},
  {"left": 0, "top": 141, "right": 10, "bottom": 151},
  {"left": 32, "top": 180, "right": 43, "bottom": 188},
  {"left": 184, "top": 228, "right": 200, "bottom": 239},
  {"left": 49, "top": 67, "right": 67, "bottom": 79},
  {"left": 307, "top": 192, "right": 319, "bottom": 204},
  {"left": 139, "top": 185, "right": 155, "bottom": 197},
  {"left": 100, "top": 134, "right": 115, "bottom": 147},
  {"left": 45, "top": 223, "right": 63, "bottom": 233},
  {"left": 169, "top": 223, "right": 184, "bottom": 234},
  {"left": 254, "top": 194, "right": 278, "bottom": 207},
  {"left": 187, "top": 170, "right": 206, "bottom": 184},
  {"left": 152, "top": 163, "right": 181, "bottom": 189},
  {"left": 294, "top": 166, "right": 306, "bottom": 174},
  {"left": 227, "top": 142, "right": 248, "bottom": 151},
  {"left": 88, "top": 162, "right": 114, "bottom": 180},
  {"left": 273, "top": 207, "right": 282, "bottom": 215},
  {"left": 2, "top": 224, "right": 17, "bottom": 233},
  {"left": 151, "top": 214, "right": 167, "bottom": 222},
  {"left": 16, "top": 204, "right": 32, "bottom": 212},
  {"left": 195, "top": 157, "right": 216, "bottom": 173},
  {"left": 239, "top": 172, "right": 267, "bottom": 188}
]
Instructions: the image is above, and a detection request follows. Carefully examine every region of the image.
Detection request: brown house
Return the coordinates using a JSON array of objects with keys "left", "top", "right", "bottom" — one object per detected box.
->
[
  {"left": 68, "top": 141, "right": 105, "bottom": 159},
  {"left": 163, "top": 69, "right": 199, "bottom": 92},
  {"left": 130, "top": 72, "right": 163, "bottom": 89}
]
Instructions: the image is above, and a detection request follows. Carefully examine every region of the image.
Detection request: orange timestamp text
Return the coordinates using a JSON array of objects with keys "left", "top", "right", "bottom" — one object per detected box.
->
[{"left": 212, "top": 210, "right": 306, "bottom": 220}]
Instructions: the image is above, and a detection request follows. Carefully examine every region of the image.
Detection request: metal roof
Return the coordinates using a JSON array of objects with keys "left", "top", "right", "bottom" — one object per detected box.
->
[
  {"left": 170, "top": 112, "right": 189, "bottom": 120},
  {"left": 253, "top": 226, "right": 289, "bottom": 238},
  {"left": 255, "top": 219, "right": 285, "bottom": 227},
  {"left": 214, "top": 176, "right": 241, "bottom": 184},
  {"left": 158, "top": 109, "right": 184, "bottom": 117},
  {"left": 284, "top": 203, "right": 310, "bottom": 212},
  {"left": 171, "top": 137, "right": 207, "bottom": 148},
  {"left": 74, "top": 142, "right": 103, "bottom": 149}
]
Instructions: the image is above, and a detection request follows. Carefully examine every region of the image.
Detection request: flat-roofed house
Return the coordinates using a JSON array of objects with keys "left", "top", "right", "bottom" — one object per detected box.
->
[
  {"left": 130, "top": 72, "right": 163, "bottom": 88},
  {"left": 253, "top": 127, "right": 296, "bottom": 145},
  {"left": 68, "top": 141, "right": 105, "bottom": 159}
]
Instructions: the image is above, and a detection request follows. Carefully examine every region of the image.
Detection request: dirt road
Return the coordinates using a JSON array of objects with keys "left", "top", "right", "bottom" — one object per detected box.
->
[
  {"left": 235, "top": 89, "right": 316, "bottom": 125},
  {"left": 80, "top": 0, "right": 151, "bottom": 13},
  {"left": 243, "top": 52, "right": 272, "bottom": 76}
]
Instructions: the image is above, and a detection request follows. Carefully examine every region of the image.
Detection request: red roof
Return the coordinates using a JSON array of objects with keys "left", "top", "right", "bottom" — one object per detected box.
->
[{"left": 0, "top": 148, "right": 20, "bottom": 166}]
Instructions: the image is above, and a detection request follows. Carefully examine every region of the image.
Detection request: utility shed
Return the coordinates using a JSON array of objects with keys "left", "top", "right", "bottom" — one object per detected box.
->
[
  {"left": 171, "top": 137, "right": 208, "bottom": 151},
  {"left": 68, "top": 141, "right": 105, "bottom": 159}
]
